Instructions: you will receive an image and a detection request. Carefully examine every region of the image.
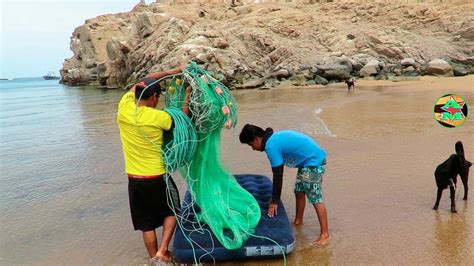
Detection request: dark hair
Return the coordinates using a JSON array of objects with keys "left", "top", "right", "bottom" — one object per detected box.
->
[
  {"left": 239, "top": 124, "right": 265, "bottom": 144},
  {"left": 135, "top": 77, "right": 161, "bottom": 100}
]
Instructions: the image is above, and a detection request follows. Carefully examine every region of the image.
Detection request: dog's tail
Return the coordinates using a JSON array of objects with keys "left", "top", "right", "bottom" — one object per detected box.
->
[{"left": 455, "top": 141, "right": 465, "bottom": 158}]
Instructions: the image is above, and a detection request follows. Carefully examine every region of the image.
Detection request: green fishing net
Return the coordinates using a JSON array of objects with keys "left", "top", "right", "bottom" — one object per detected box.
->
[{"left": 162, "top": 62, "right": 261, "bottom": 250}]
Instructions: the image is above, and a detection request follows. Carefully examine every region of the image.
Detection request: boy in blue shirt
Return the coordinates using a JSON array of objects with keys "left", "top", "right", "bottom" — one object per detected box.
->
[{"left": 239, "top": 124, "right": 330, "bottom": 246}]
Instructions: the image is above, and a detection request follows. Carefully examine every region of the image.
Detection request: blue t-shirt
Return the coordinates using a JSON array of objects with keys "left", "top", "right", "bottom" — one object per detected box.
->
[{"left": 265, "top": 130, "right": 326, "bottom": 168}]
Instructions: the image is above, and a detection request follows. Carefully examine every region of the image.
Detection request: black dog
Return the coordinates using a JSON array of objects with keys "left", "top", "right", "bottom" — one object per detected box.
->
[
  {"left": 433, "top": 141, "right": 472, "bottom": 213},
  {"left": 345, "top": 78, "right": 355, "bottom": 91}
]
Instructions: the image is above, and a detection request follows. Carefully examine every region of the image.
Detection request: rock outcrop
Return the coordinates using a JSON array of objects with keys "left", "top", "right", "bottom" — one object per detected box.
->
[{"left": 60, "top": 0, "right": 474, "bottom": 89}]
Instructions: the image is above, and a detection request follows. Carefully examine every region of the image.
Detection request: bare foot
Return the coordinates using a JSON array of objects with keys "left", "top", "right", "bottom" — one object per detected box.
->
[
  {"left": 312, "top": 234, "right": 331, "bottom": 247},
  {"left": 292, "top": 219, "right": 303, "bottom": 226},
  {"left": 154, "top": 250, "right": 172, "bottom": 263}
]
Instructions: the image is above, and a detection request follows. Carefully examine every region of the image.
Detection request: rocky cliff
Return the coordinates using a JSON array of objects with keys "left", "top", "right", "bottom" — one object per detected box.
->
[{"left": 60, "top": 0, "right": 474, "bottom": 89}]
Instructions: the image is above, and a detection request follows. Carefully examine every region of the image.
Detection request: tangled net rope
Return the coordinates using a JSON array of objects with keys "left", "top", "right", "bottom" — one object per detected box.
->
[{"left": 162, "top": 62, "right": 261, "bottom": 250}]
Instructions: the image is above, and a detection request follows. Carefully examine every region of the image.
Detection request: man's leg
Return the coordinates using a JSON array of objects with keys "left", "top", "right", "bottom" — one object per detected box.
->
[
  {"left": 155, "top": 215, "right": 176, "bottom": 262},
  {"left": 313, "top": 203, "right": 330, "bottom": 246},
  {"left": 142, "top": 230, "right": 158, "bottom": 258},
  {"left": 294, "top": 192, "right": 306, "bottom": 225}
]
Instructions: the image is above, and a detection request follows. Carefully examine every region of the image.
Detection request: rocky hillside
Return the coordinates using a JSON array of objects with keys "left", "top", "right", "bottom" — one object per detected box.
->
[{"left": 60, "top": 0, "right": 474, "bottom": 89}]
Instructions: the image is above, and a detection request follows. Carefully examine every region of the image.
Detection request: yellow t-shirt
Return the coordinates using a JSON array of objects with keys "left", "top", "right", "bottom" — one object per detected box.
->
[{"left": 117, "top": 92, "right": 172, "bottom": 176}]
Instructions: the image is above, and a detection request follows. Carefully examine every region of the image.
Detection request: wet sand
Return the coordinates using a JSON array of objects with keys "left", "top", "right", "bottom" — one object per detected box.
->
[
  {"left": 220, "top": 75, "right": 474, "bottom": 265},
  {"left": 7, "top": 76, "right": 472, "bottom": 265}
]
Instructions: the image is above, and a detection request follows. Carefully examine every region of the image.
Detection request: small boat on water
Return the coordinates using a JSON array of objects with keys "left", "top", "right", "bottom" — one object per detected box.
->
[
  {"left": 42, "top": 72, "right": 60, "bottom": 80},
  {"left": 0, "top": 77, "right": 13, "bottom": 81}
]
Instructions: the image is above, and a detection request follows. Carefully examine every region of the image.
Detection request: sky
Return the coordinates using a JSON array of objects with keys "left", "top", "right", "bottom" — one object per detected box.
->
[{"left": 1, "top": 0, "right": 155, "bottom": 78}]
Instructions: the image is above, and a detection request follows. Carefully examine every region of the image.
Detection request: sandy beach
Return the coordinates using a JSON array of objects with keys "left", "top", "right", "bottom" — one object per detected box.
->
[
  {"left": 1, "top": 76, "right": 472, "bottom": 265},
  {"left": 219, "top": 75, "right": 474, "bottom": 265}
]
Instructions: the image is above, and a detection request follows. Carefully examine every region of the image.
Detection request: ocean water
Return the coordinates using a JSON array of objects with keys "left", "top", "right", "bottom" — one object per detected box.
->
[
  {"left": 0, "top": 78, "right": 130, "bottom": 264},
  {"left": 0, "top": 78, "right": 336, "bottom": 264}
]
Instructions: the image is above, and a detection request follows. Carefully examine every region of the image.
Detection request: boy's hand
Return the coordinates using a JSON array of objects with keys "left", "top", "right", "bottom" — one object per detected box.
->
[{"left": 267, "top": 202, "right": 278, "bottom": 218}]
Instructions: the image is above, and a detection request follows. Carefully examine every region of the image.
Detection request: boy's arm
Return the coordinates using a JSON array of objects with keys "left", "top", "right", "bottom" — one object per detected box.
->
[{"left": 268, "top": 164, "right": 284, "bottom": 218}]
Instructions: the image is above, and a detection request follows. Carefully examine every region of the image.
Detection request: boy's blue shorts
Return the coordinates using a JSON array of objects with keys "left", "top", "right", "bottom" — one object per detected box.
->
[{"left": 294, "top": 165, "right": 325, "bottom": 204}]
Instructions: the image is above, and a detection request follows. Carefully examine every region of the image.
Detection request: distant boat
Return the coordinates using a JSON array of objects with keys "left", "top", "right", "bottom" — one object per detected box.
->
[
  {"left": 42, "top": 72, "right": 60, "bottom": 80},
  {"left": 0, "top": 77, "right": 13, "bottom": 80}
]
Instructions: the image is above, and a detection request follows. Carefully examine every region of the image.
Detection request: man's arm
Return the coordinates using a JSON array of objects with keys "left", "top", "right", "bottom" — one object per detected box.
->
[
  {"left": 268, "top": 164, "right": 284, "bottom": 218},
  {"left": 128, "top": 84, "right": 138, "bottom": 94},
  {"left": 146, "top": 66, "right": 185, "bottom": 81},
  {"left": 182, "top": 86, "right": 192, "bottom": 117},
  {"left": 165, "top": 85, "right": 191, "bottom": 132},
  {"left": 128, "top": 65, "right": 185, "bottom": 94}
]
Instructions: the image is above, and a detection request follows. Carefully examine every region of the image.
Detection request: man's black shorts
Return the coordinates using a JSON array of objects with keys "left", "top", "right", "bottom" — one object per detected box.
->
[{"left": 128, "top": 175, "right": 180, "bottom": 231}]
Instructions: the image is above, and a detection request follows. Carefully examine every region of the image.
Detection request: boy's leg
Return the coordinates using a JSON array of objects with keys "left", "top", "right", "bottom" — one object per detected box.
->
[
  {"left": 294, "top": 192, "right": 306, "bottom": 225},
  {"left": 305, "top": 166, "right": 330, "bottom": 246},
  {"left": 294, "top": 175, "right": 307, "bottom": 225},
  {"left": 155, "top": 215, "right": 176, "bottom": 262},
  {"left": 142, "top": 230, "right": 158, "bottom": 258},
  {"left": 313, "top": 203, "right": 331, "bottom": 246}
]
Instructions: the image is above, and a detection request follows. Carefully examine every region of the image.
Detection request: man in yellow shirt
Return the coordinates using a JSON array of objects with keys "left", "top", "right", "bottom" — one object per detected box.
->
[{"left": 117, "top": 66, "right": 190, "bottom": 262}]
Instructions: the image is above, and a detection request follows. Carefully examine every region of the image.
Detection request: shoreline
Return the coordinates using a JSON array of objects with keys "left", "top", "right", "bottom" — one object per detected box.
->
[
  {"left": 2, "top": 75, "right": 472, "bottom": 264},
  {"left": 276, "top": 74, "right": 474, "bottom": 93}
]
